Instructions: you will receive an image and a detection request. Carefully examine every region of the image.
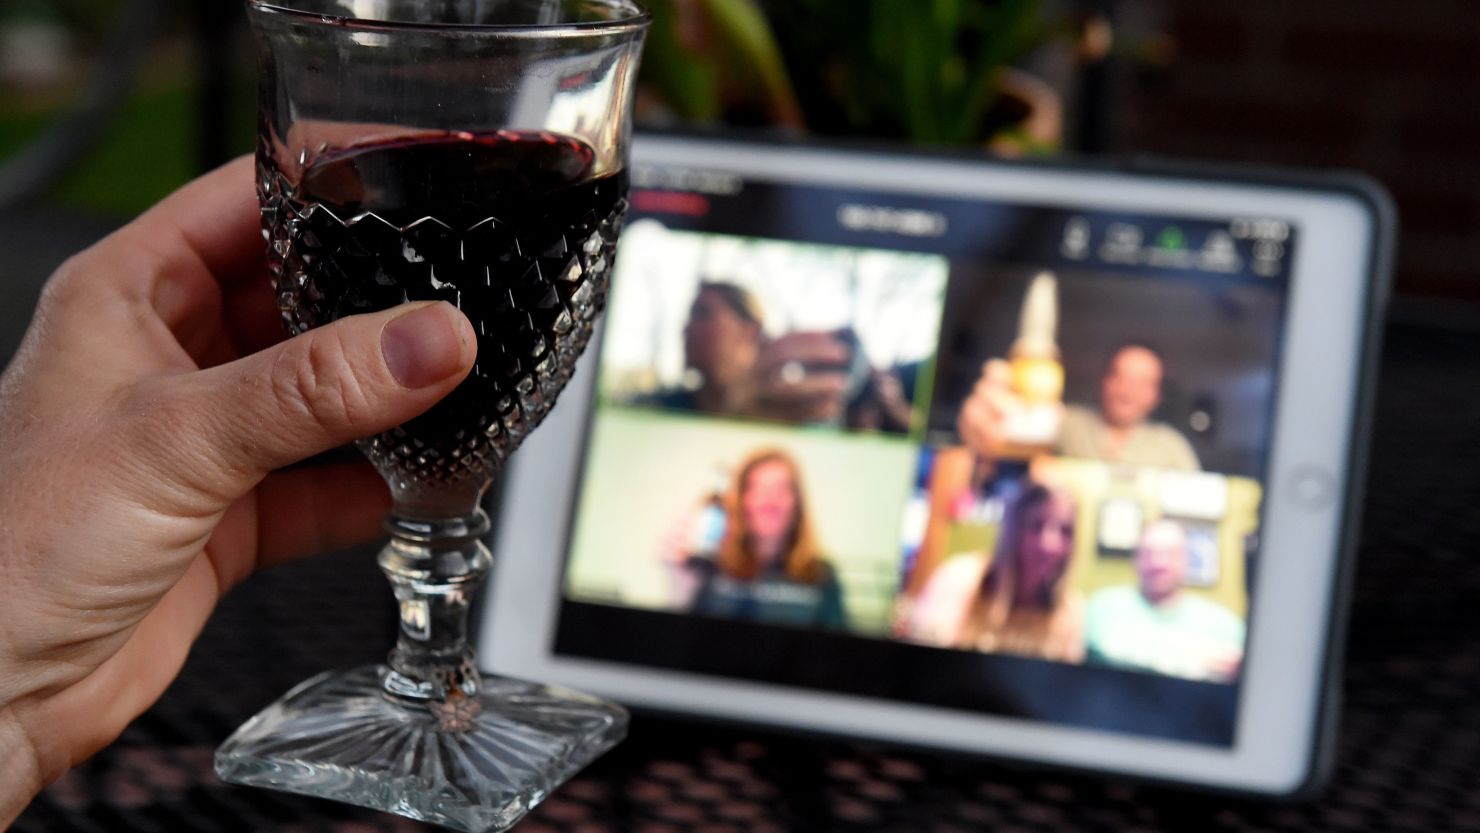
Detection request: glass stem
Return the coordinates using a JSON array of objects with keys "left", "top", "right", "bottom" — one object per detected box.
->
[{"left": 377, "top": 510, "right": 492, "bottom": 705}]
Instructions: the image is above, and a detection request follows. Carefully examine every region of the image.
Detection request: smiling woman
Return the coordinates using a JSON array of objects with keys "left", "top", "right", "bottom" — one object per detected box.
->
[
  {"left": 676, "top": 447, "right": 849, "bottom": 630},
  {"left": 905, "top": 480, "right": 1085, "bottom": 662}
]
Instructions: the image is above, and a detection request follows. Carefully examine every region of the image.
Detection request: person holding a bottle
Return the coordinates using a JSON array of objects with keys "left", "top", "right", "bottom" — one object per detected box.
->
[
  {"left": 960, "top": 342, "right": 1200, "bottom": 471},
  {"left": 955, "top": 272, "right": 1199, "bottom": 470}
]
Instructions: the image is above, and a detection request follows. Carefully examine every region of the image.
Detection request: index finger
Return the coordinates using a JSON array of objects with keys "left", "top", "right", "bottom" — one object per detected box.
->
[
  {"left": 66, "top": 156, "right": 263, "bottom": 338},
  {"left": 35, "top": 157, "right": 265, "bottom": 370},
  {"left": 122, "top": 155, "right": 263, "bottom": 289}
]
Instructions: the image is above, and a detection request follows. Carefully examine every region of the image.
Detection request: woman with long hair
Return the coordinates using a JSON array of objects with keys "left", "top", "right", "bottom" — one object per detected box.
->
[
  {"left": 667, "top": 447, "right": 847, "bottom": 629},
  {"left": 906, "top": 482, "right": 1084, "bottom": 662}
]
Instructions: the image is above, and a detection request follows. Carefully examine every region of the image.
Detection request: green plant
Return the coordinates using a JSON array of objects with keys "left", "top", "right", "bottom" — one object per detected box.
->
[
  {"left": 770, "top": 0, "right": 1053, "bottom": 144},
  {"left": 638, "top": 0, "right": 1062, "bottom": 145},
  {"left": 638, "top": 0, "right": 803, "bottom": 127}
]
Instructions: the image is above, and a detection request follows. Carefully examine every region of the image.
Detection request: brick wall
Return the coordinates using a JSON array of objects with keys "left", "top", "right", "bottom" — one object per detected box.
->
[{"left": 1108, "top": 0, "right": 1480, "bottom": 298}]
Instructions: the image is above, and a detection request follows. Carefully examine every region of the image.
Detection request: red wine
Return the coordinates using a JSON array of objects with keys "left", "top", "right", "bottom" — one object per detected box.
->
[{"left": 258, "top": 130, "right": 627, "bottom": 493}]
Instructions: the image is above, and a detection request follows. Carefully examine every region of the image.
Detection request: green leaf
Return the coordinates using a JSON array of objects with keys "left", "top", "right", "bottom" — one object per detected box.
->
[
  {"left": 698, "top": 0, "right": 805, "bottom": 126},
  {"left": 954, "top": 0, "right": 1043, "bottom": 142},
  {"left": 639, "top": 0, "right": 722, "bottom": 121}
]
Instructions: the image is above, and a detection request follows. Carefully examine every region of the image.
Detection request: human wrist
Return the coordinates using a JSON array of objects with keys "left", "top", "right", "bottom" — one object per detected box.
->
[{"left": 0, "top": 702, "right": 44, "bottom": 827}]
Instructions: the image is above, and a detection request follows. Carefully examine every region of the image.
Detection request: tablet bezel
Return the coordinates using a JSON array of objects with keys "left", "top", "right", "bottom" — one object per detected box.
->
[{"left": 480, "top": 134, "right": 1392, "bottom": 796}]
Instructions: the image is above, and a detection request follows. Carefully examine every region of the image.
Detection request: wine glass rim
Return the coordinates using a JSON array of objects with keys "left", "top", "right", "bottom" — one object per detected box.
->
[{"left": 247, "top": 0, "right": 651, "bottom": 37}]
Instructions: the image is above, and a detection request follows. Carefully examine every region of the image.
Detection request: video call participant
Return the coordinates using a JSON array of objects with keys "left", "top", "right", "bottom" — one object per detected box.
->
[
  {"left": 905, "top": 483, "right": 1085, "bottom": 663},
  {"left": 638, "top": 282, "right": 766, "bottom": 413},
  {"left": 638, "top": 281, "right": 913, "bottom": 431},
  {"left": 663, "top": 448, "right": 848, "bottom": 629},
  {"left": 959, "top": 343, "right": 1201, "bottom": 470},
  {"left": 1084, "top": 519, "right": 1245, "bottom": 682}
]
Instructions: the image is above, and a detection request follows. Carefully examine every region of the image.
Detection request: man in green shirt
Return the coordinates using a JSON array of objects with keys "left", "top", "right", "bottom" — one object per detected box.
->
[{"left": 1085, "top": 520, "right": 1245, "bottom": 682}]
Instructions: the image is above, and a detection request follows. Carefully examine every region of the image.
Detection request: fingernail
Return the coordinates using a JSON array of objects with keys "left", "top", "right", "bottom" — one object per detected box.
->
[{"left": 381, "top": 303, "right": 471, "bottom": 389}]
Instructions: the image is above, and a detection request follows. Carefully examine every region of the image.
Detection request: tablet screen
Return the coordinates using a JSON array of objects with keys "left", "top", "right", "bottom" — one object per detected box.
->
[{"left": 553, "top": 159, "right": 1296, "bottom": 747}]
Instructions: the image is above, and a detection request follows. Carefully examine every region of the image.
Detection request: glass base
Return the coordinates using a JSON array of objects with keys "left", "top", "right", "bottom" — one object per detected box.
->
[{"left": 214, "top": 665, "right": 628, "bottom": 832}]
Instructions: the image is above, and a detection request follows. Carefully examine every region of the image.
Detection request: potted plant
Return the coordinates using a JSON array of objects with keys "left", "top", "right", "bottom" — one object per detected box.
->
[
  {"left": 635, "top": 0, "right": 805, "bottom": 131},
  {"left": 636, "top": 0, "right": 1091, "bottom": 152}
]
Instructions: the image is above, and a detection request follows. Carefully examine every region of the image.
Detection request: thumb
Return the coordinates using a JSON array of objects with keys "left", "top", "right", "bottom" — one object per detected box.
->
[{"left": 140, "top": 301, "right": 475, "bottom": 495}]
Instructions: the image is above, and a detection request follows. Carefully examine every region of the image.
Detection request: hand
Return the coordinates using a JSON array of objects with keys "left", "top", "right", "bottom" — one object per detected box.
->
[
  {"left": 849, "top": 368, "right": 914, "bottom": 433},
  {"left": 747, "top": 331, "right": 852, "bottom": 423},
  {"left": 0, "top": 158, "right": 476, "bottom": 822},
  {"left": 873, "top": 369, "right": 911, "bottom": 420},
  {"left": 957, "top": 359, "right": 1015, "bottom": 456},
  {"left": 658, "top": 510, "right": 698, "bottom": 568},
  {"left": 956, "top": 358, "right": 1064, "bottom": 457},
  {"left": 657, "top": 509, "right": 705, "bottom": 609}
]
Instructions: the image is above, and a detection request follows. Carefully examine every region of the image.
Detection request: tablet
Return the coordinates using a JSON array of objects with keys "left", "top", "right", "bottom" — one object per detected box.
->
[{"left": 480, "top": 134, "right": 1393, "bottom": 796}]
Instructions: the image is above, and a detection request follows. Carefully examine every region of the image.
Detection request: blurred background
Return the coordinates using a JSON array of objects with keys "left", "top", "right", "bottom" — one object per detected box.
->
[
  {"left": 2, "top": 0, "right": 1475, "bottom": 301},
  {"left": 6, "top": 2, "right": 1480, "bottom": 831}
]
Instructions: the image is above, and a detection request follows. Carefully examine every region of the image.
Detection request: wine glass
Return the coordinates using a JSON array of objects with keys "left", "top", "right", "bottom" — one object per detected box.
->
[{"left": 213, "top": 2, "right": 649, "bottom": 831}]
